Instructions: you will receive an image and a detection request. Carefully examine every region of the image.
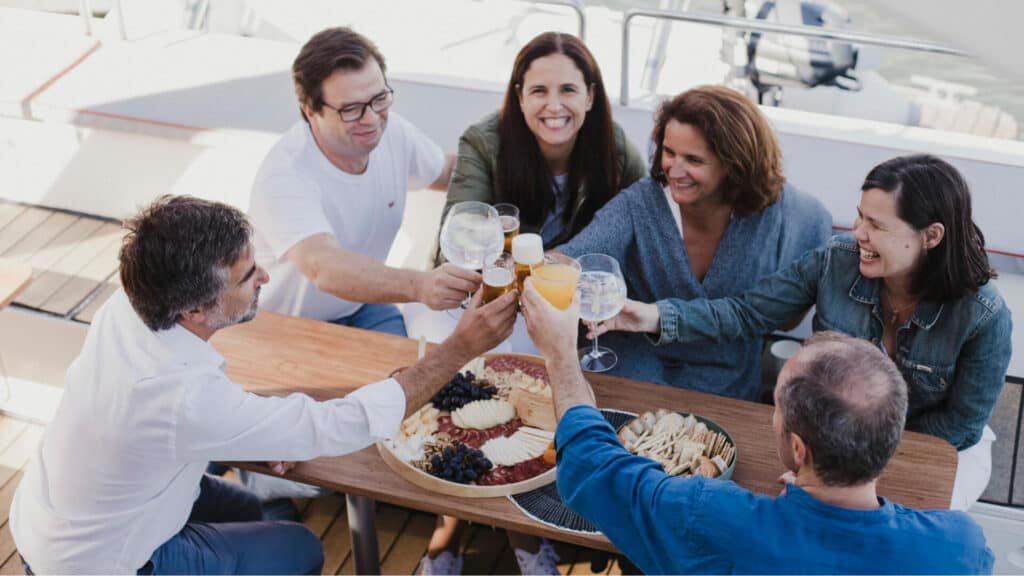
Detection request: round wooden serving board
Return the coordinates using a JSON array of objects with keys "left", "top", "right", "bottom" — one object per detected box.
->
[{"left": 377, "top": 353, "right": 557, "bottom": 498}]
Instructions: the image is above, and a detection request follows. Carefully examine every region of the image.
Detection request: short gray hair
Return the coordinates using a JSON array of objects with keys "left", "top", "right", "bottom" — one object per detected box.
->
[{"left": 778, "top": 331, "right": 908, "bottom": 486}]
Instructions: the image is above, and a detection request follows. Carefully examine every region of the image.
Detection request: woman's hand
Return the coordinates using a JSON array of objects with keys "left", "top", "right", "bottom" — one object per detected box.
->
[{"left": 585, "top": 299, "right": 660, "bottom": 339}]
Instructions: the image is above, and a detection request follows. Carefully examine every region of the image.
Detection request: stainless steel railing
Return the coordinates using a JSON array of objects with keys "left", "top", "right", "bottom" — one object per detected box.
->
[
  {"left": 535, "top": 0, "right": 586, "bottom": 40},
  {"left": 620, "top": 7, "right": 970, "bottom": 106},
  {"left": 82, "top": 0, "right": 583, "bottom": 43}
]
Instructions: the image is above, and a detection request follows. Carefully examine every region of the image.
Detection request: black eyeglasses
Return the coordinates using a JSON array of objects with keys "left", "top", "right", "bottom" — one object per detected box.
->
[{"left": 322, "top": 87, "right": 395, "bottom": 123}]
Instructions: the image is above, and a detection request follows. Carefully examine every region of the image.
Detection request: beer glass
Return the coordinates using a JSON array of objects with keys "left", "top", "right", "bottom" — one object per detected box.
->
[
  {"left": 481, "top": 252, "right": 515, "bottom": 303},
  {"left": 577, "top": 254, "right": 627, "bottom": 372},
  {"left": 494, "top": 203, "right": 520, "bottom": 254},
  {"left": 532, "top": 252, "right": 581, "bottom": 310}
]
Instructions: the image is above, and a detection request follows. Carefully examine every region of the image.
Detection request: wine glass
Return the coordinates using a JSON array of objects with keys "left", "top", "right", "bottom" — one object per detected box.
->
[
  {"left": 439, "top": 202, "right": 505, "bottom": 310},
  {"left": 577, "top": 253, "right": 627, "bottom": 372}
]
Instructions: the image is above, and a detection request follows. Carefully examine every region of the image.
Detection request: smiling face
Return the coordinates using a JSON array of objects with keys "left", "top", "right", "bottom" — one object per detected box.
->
[
  {"left": 660, "top": 120, "right": 727, "bottom": 210},
  {"left": 206, "top": 243, "right": 269, "bottom": 331},
  {"left": 305, "top": 60, "right": 390, "bottom": 172},
  {"left": 517, "top": 53, "right": 594, "bottom": 168},
  {"left": 852, "top": 188, "right": 932, "bottom": 286}
]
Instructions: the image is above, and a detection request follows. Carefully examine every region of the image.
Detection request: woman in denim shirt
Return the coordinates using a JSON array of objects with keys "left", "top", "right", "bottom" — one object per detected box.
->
[{"left": 594, "top": 155, "right": 1012, "bottom": 509}]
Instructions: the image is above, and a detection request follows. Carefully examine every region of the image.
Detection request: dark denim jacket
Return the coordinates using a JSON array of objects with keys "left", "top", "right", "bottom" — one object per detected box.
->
[{"left": 655, "top": 233, "right": 1013, "bottom": 450}]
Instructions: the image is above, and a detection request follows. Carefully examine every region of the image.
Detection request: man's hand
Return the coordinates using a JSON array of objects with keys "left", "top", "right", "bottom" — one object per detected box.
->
[
  {"left": 449, "top": 288, "right": 518, "bottom": 356},
  {"left": 520, "top": 278, "right": 580, "bottom": 362},
  {"left": 585, "top": 299, "right": 661, "bottom": 339},
  {"left": 521, "top": 278, "right": 595, "bottom": 416},
  {"left": 418, "top": 264, "right": 482, "bottom": 310}
]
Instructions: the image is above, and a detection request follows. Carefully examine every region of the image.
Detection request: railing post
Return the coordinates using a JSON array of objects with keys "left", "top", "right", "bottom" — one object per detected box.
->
[{"left": 78, "top": 0, "right": 92, "bottom": 36}]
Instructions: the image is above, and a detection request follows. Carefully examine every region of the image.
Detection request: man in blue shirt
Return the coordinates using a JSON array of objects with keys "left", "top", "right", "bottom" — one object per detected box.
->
[{"left": 520, "top": 280, "right": 993, "bottom": 574}]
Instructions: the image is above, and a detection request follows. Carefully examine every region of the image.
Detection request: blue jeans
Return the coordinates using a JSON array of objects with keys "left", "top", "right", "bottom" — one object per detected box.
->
[
  {"left": 330, "top": 303, "right": 407, "bottom": 336},
  {"left": 147, "top": 474, "right": 323, "bottom": 574},
  {"left": 239, "top": 304, "right": 406, "bottom": 502}
]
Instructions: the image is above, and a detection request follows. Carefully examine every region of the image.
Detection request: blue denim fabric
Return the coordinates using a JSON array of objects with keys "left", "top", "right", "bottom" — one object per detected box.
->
[
  {"left": 655, "top": 232, "right": 1013, "bottom": 450},
  {"left": 150, "top": 475, "right": 322, "bottom": 574},
  {"left": 331, "top": 303, "right": 408, "bottom": 336},
  {"left": 560, "top": 178, "right": 832, "bottom": 400},
  {"left": 555, "top": 406, "right": 994, "bottom": 575}
]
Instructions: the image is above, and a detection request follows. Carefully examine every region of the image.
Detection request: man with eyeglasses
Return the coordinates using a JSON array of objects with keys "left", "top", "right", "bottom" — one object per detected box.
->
[
  {"left": 243, "top": 27, "right": 475, "bottom": 506},
  {"left": 249, "top": 26, "right": 472, "bottom": 336}
]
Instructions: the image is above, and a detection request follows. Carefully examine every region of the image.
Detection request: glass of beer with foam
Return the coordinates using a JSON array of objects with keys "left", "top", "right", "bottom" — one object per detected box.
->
[
  {"left": 494, "top": 204, "right": 520, "bottom": 253},
  {"left": 481, "top": 252, "right": 515, "bottom": 304}
]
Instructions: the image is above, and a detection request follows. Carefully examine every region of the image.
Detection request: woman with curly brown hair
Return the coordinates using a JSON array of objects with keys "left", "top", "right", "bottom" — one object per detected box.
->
[{"left": 558, "top": 85, "right": 833, "bottom": 400}]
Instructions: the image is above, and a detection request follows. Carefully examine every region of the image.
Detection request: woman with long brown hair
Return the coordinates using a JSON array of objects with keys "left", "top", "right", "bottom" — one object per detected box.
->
[{"left": 433, "top": 31, "right": 645, "bottom": 262}]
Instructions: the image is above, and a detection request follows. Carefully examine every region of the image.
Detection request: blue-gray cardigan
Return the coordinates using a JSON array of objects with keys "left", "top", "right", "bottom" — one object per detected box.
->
[{"left": 560, "top": 177, "right": 833, "bottom": 400}]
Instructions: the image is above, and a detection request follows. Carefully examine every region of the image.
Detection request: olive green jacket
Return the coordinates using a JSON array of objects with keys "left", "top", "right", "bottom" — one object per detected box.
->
[{"left": 432, "top": 111, "right": 648, "bottom": 265}]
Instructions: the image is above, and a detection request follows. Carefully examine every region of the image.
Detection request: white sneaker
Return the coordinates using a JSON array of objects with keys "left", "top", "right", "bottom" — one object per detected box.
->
[
  {"left": 416, "top": 550, "right": 463, "bottom": 575},
  {"left": 513, "top": 538, "right": 560, "bottom": 575}
]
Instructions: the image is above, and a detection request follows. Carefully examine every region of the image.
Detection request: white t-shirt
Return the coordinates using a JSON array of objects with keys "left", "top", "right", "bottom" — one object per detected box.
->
[
  {"left": 249, "top": 112, "right": 445, "bottom": 321},
  {"left": 10, "top": 290, "right": 405, "bottom": 573}
]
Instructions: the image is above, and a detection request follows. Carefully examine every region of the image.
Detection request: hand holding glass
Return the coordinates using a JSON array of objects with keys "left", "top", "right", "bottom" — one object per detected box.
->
[
  {"left": 439, "top": 202, "right": 504, "bottom": 310},
  {"left": 577, "top": 254, "right": 627, "bottom": 372},
  {"left": 531, "top": 252, "right": 581, "bottom": 310}
]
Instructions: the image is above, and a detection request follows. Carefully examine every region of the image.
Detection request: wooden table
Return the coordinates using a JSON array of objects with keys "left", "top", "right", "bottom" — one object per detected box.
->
[{"left": 212, "top": 312, "right": 958, "bottom": 568}]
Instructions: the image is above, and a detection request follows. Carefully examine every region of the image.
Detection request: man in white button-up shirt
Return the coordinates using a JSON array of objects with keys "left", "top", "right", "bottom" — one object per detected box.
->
[{"left": 10, "top": 196, "right": 518, "bottom": 574}]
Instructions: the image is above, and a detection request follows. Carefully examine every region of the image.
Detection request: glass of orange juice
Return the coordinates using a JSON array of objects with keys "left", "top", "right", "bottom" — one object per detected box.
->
[{"left": 532, "top": 252, "right": 581, "bottom": 310}]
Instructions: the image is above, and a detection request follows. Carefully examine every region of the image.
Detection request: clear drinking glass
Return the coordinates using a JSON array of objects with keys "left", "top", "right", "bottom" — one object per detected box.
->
[
  {"left": 439, "top": 201, "right": 505, "bottom": 309},
  {"left": 532, "top": 252, "right": 581, "bottom": 310},
  {"left": 494, "top": 203, "right": 520, "bottom": 254},
  {"left": 481, "top": 252, "right": 515, "bottom": 304},
  {"left": 576, "top": 253, "right": 627, "bottom": 372}
]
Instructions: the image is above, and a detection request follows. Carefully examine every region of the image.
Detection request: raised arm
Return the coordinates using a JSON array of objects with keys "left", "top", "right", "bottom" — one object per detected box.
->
[
  {"left": 557, "top": 182, "right": 639, "bottom": 262},
  {"left": 906, "top": 305, "right": 1012, "bottom": 450},
  {"left": 592, "top": 243, "right": 825, "bottom": 343},
  {"left": 287, "top": 233, "right": 478, "bottom": 310},
  {"left": 178, "top": 289, "right": 518, "bottom": 462},
  {"left": 520, "top": 280, "right": 700, "bottom": 574}
]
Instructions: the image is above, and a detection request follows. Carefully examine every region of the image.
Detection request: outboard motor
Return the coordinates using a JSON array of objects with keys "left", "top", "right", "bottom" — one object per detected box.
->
[{"left": 746, "top": 0, "right": 859, "bottom": 103}]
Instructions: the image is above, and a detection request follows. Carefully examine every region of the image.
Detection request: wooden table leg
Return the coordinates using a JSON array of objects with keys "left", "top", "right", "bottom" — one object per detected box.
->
[{"left": 345, "top": 494, "right": 381, "bottom": 575}]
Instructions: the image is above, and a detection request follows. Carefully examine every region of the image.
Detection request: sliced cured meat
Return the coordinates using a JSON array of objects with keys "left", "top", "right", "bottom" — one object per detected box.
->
[
  {"left": 437, "top": 415, "right": 522, "bottom": 448},
  {"left": 476, "top": 455, "right": 554, "bottom": 486},
  {"left": 485, "top": 356, "right": 548, "bottom": 382}
]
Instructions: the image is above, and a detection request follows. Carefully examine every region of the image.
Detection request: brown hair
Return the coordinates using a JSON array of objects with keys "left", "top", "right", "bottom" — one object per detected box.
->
[
  {"left": 861, "top": 154, "right": 995, "bottom": 302},
  {"left": 779, "top": 332, "right": 907, "bottom": 486},
  {"left": 292, "top": 27, "right": 387, "bottom": 123},
  {"left": 497, "top": 32, "right": 619, "bottom": 236},
  {"left": 651, "top": 86, "right": 784, "bottom": 217},
  {"left": 120, "top": 196, "right": 251, "bottom": 331}
]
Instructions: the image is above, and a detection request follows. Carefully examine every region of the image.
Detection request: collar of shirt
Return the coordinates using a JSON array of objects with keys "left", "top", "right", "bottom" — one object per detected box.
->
[{"left": 109, "top": 289, "right": 226, "bottom": 371}]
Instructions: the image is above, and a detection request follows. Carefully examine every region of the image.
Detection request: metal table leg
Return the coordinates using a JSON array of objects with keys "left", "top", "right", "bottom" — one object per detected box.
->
[{"left": 345, "top": 494, "right": 381, "bottom": 575}]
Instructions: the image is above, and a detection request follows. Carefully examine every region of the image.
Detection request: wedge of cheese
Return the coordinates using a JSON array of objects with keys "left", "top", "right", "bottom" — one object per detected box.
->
[
  {"left": 451, "top": 399, "right": 515, "bottom": 430},
  {"left": 480, "top": 427, "right": 554, "bottom": 467}
]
